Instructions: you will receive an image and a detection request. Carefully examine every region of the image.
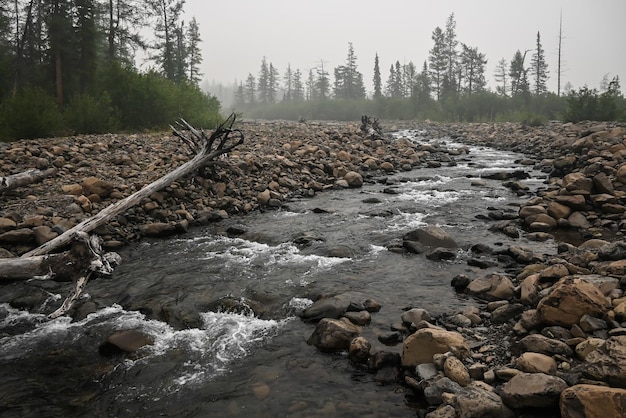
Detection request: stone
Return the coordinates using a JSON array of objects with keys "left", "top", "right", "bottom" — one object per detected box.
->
[
  {"left": 343, "top": 171, "right": 363, "bottom": 188},
  {"left": 582, "top": 336, "right": 626, "bottom": 386},
  {"left": 443, "top": 356, "right": 471, "bottom": 386},
  {"left": 348, "top": 336, "right": 371, "bottom": 365},
  {"left": 444, "top": 383, "right": 515, "bottom": 418},
  {"left": 300, "top": 296, "right": 351, "bottom": 322},
  {"left": 401, "top": 308, "right": 431, "bottom": 326},
  {"left": 403, "top": 226, "right": 458, "bottom": 248},
  {"left": 139, "top": 222, "right": 177, "bottom": 237},
  {"left": 537, "top": 277, "right": 610, "bottom": 327},
  {"left": 560, "top": 384, "right": 626, "bottom": 418},
  {"left": 516, "top": 334, "right": 573, "bottom": 357},
  {"left": 306, "top": 318, "right": 361, "bottom": 353},
  {"left": 82, "top": 176, "right": 113, "bottom": 198},
  {"left": 575, "top": 338, "right": 606, "bottom": 360},
  {"left": 464, "top": 273, "right": 515, "bottom": 302},
  {"left": 501, "top": 372, "right": 569, "bottom": 409},
  {"left": 515, "top": 352, "right": 557, "bottom": 375},
  {"left": 402, "top": 328, "right": 470, "bottom": 367},
  {"left": 425, "top": 405, "right": 456, "bottom": 418},
  {"left": 99, "top": 329, "right": 154, "bottom": 356}
]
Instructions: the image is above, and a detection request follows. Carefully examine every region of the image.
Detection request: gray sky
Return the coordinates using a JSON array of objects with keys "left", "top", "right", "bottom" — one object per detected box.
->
[{"left": 183, "top": 0, "right": 626, "bottom": 95}]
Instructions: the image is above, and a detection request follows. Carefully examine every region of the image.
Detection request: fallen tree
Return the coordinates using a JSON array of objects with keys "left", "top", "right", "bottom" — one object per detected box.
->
[
  {"left": 0, "top": 168, "right": 57, "bottom": 193},
  {"left": 23, "top": 113, "right": 243, "bottom": 257},
  {"left": 0, "top": 114, "right": 244, "bottom": 316}
]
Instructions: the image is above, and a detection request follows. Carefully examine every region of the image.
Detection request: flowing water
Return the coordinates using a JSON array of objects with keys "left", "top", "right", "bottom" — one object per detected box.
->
[{"left": 0, "top": 131, "right": 558, "bottom": 417}]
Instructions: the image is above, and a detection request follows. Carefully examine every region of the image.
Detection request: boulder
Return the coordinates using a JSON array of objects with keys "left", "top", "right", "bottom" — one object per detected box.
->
[
  {"left": 442, "top": 383, "right": 515, "bottom": 418},
  {"left": 582, "top": 336, "right": 626, "bottom": 387},
  {"left": 515, "top": 352, "right": 557, "bottom": 375},
  {"left": 343, "top": 171, "right": 363, "bottom": 188},
  {"left": 348, "top": 336, "right": 371, "bottom": 365},
  {"left": 82, "top": 176, "right": 114, "bottom": 198},
  {"left": 516, "top": 334, "right": 573, "bottom": 357},
  {"left": 443, "top": 356, "right": 470, "bottom": 386},
  {"left": 560, "top": 384, "right": 626, "bottom": 418},
  {"left": 403, "top": 226, "right": 458, "bottom": 248},
  {"left": 300, "top": 295, "right": 352, "bottom": 322},
  {"left": 99, "top": 329, "right": 154, "bottom": 356},
  {"left": 307, "top": 317, "right": 361, "bottom": 352},
  {"left": 402, "top": 328, "right": 470, "bottom": 367},
  {"left": 537, "top": 277, "right": 610, "bottom": 327},
  {"left": 464, "top": 273, "right": 515, "bottom": 302},
  {"left": 501, "top": 372, "right": 568, "bottom": 409}
]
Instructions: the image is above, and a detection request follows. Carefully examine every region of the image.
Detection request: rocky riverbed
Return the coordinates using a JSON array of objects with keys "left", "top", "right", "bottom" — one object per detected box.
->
[{"left": 2, "top": 119, "right": 626, "bottom": 417}]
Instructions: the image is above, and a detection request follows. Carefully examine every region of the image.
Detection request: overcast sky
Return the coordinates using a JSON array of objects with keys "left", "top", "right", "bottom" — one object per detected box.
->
[{"left": 182, "top": 0, "right": 625, "bottom": 95}]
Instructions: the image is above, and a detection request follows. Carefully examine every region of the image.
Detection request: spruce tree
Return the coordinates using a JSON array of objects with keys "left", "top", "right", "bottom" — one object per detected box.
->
[
  {"left": 186, "top": 17, "right": 203, "bottom": 85},
  {"left": 494, "top": 58, "right": 509, "bottom": 96},
  {"left": 373, "top": 53, "right": 382, "bottom": 99},
  {"left": 428, "top": 26, "right": 447, "bottom": 100},
  {"left": 530, "top": 31, "right": 549, "bottom": 95}
]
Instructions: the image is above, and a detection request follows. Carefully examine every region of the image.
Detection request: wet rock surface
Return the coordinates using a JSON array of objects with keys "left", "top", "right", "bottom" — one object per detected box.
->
[{"left": 3, "top": 119, "right": 626, "bottom": 416}]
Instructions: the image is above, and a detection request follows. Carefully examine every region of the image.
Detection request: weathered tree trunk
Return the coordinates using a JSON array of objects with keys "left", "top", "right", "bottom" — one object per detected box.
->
[
  {"left": 0, "top": 168, "right": 56, "bottom": 193},
  {"left": 0, "top": 253, "right": 64, "bottom": 281},
  {"left": 22, "top": 114, "right": 243, "bottom": 258}
]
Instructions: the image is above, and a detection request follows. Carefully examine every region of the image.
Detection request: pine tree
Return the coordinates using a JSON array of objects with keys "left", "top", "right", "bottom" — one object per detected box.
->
[
  {"left": 459, "top": 44, "right": 487, "bottom": 95},
  {"left": 444, "top": 12, "right": 458, "bottom": 94},
  {"left": 186, "top": 17, "right": 202, "bottom": 85},
  {"left": 104, "top": 0, "right": 149, "bottom": 64},
  {"left": 428, "top": 26, "right": 447, "bottom": 100},
  {"left": 315, "top": 61, "right": 330, "bottom": 99},
  {"left": 148, "top": 0, "right": 186, "bottom": 81},
  {"left": 257, "top": 56, "right": 269, "bottom": 103},
  {"left": 373, "top": 53, "right": 382, "bottom": 99},
  {"left": 306, "top": 69, "right": 316, "bottom": 100},
  {"left": 234, "top": 80, "right": 245, "bottom": 106},
  {"left": 333, "top": 43, "right": 365, "bottom": 99},
  {"left": 283, "top": 64, "right": 293, "bottom": 101},
  {"left": 292, "top": 68, "right": 304, "bottom": 101},
  {"left": 530, "top": 31, "right": 549, "bottom": 95},
  {"left": 244, "top": 72, "right": 256, "bottom": 104},
  {"left": 510, "top": 49, "right": 530, "bottom": 97},
  {"left": 403, "top": 61, "right": 417, "bottom": 98},
  {"left": 268, "top": 62, "right": 279, "bottom": 103},
  {"left": 494, "top": 58, "right": 509, "bottom": 96}
]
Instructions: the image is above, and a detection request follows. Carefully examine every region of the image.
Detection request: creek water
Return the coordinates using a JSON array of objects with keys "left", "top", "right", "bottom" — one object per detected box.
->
[{"left": 0, "top": 130, "right": 558, "bottom": 417}]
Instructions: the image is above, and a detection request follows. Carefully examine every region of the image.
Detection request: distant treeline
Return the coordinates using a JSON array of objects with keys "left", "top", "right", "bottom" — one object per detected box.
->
[
  {"left": 0, "top": 1, "right": 221, "bottom": 141},
  {"left": 229, "top": 14, "right": 625, "bottom": 124}
]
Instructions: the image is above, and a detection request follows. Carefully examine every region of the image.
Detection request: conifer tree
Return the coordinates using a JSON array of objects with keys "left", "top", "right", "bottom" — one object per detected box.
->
[
  {"left": 494, "top": 58, "right": 509, "bottom": 96},
  {"left": 459, "top": 44, "right": 487, "bottom": 95},
  {"left": 244, "top": 72, "right": 256, "bottom": 104},
  {"left": 186, "top": 17, "right": 203, "bottom": 85},
  {"left": 292, "top": 68, "right": 304, "bottom": 101},
  {"left": 148, "top": 0, "right": 186, "bottom": 81},
  {"left": 257, "top": 56, "right": 269, "bottom": 103},
  {"left": 428, "top": 26, "right": 447, "bottom": 100},
  {"left": 530, "top": 31, "right": 549, "bottom": 95},
  {"left": 510, "top": 49, "right": 530, "bottom": 97},
  {"left": 373, "top": 53, "right": 382, "bottom": 99}
]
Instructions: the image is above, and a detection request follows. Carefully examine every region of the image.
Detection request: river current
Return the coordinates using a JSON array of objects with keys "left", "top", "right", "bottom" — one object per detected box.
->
[{"left": 0, "top": 130, "right": 556, "bottom": 417}]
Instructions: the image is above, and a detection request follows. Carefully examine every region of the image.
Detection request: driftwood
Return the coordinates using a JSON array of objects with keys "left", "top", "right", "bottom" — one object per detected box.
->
[
  {"left": 0, "top": 168, "right": 57, "bottom": 193},
  {"left": 0, "top": 115, "right": 243, "bottom": 317},
  {"left": 22, "top": 113, "right": 243, "bottom": 258},
  {"left": 47, "top": 233, "right": 121, "bottom": 319}
]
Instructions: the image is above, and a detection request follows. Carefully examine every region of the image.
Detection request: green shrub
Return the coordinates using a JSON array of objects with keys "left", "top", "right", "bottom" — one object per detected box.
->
[
  {"left": 0, "top": 86, "right": 63, "bottom": 141},
  {"left": 64, "top": 93, "right": 120, "bottom": 134}
]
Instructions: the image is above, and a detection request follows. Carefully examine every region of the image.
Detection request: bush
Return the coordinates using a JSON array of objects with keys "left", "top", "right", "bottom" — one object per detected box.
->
[
  {"left": 0, "top": 86, "right": 63, "bottom": 141},
  {"left": 64, "top": 93, "right": 120, "bottom": 134}
]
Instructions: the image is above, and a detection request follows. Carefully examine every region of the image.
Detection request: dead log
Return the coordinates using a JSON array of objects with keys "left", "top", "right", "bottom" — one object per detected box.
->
[
  {"left": 47, "top": 233, "right": 121, "bottom": 319},
  {"left": 0, "top": 253, "right": 64, "bottom": 281},
  {"left": 0, "top": 168, "right": 56, "bottom": 193},
  {"left": 22, "top": 113, "right": 244, "bottom": 258}
]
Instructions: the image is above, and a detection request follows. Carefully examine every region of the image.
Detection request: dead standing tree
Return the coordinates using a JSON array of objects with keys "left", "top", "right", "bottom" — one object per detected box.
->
[{"left": 0, "top": 113, "right": 244, "bottom": 316}]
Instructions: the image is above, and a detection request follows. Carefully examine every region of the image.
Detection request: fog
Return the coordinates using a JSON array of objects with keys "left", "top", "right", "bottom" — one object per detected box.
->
[{"left": 183, "top": 0, "right": 625, "bottom": 96}]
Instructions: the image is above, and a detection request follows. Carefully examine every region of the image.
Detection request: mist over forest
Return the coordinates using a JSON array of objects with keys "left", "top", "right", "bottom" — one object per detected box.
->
[{"left": 0, "top": 2, "right": 623, "bottom": 142}]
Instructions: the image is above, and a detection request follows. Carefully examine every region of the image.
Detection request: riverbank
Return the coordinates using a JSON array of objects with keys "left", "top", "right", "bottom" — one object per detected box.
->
[{"left": 2, "top": 119, "right": 626, "bottom": 416}]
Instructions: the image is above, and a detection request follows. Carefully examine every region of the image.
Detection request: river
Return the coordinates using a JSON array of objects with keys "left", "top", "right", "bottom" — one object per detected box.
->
[{"left": 0, "top": 129, "right": 557, "bottom": 417}]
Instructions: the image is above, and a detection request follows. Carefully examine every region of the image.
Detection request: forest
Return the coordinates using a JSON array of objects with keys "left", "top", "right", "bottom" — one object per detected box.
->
[
  {"left": 231, "top": 13, "right": 625, "bottom": 124},
  {"left": 0, "top": 0, "right": 220, "bottom": 141},
  {"left": 0, "top": 5, "right": 624, "bottom": 142}
]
